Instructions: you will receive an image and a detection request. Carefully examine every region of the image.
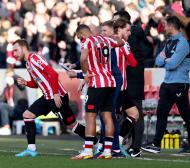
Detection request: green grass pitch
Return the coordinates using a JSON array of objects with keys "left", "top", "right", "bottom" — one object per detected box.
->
[{"left": 0, "top": 138, "right": 189, "bottom": 168}]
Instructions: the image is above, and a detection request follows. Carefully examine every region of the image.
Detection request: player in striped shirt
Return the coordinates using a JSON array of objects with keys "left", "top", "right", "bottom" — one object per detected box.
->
[
  {"left": 12, "top": 39, "right": 99, "bottom": 157},
  {"left": 72, "top": 24, "right": 124, "bottom": 159},
  {"left": 113, "top": 18, "right": 140, "bottom": 154}
]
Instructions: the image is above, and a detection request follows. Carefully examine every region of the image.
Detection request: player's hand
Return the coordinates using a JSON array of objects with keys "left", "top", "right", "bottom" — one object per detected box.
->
[
  {"left": 64, "top": 63, "right": 76, "bottom": 70},
  {"left": 54, "top": 94, "right": 63, "bottom": 108},
  {"left": 17, "top": 76, "right": 26, "bottom": 85},
  {"left": 84, "top": 74, "right": 95, "bottom": 87},
  {"left": 165, "top": 58, "right": 170, "bottom": 63},
  {"left": 159, "top": 52, "right": 166, "bottom": 58},
  {"left": 66, "top": 71, "right": 77, "bottom": 78},
  {"left": 78, "top": 79, "right": 85, "bottom": 92}
]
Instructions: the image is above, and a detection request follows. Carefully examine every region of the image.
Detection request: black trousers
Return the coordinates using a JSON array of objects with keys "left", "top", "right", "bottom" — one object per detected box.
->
[
  {"left": 153, "top": 82, "right": 190, "bottom": 146},
  {"left": 131, "top": 98, "right": 144, "bottom": 149}
]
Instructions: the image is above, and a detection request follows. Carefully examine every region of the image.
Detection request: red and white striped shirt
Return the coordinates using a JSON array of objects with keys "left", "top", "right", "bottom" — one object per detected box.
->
[
  {"left": 81, "top": 36, "right": 117, "bottom": 88},
  {"left": 115, "top": 37, "right": 137, "bottom": 91},
  {"left": 26, "top": 53, "right": 67, "bottom": 100}
]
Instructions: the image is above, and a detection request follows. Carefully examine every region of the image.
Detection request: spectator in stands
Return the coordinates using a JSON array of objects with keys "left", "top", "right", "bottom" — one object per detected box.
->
[
  {"left": 98, "top": 7, "right": 113, "bottom": 24},
  {"left": 125, "top": 3, "right": 140, "bottom": 24},
  {"left": 153, "top": 0, "right": 166, "bottom": 10},
  {"left": 0, "top": 68, "right": 28, "bottom": 135},
  {"left": 136, "top": 7, "right": 158, "bottom": 67}
]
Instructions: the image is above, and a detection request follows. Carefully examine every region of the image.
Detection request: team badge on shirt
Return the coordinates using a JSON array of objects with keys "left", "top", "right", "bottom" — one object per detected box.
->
[{"left": 37, "top": 60, "right": 42, "bottom": 65}]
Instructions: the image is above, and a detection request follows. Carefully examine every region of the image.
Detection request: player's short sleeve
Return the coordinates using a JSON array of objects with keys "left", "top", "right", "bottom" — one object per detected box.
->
[
  {"left": 81, "top": 38, "right": 90, "bottom": 50},
  {"left": 105, "top": 37, "right": 118, "bottom": 48},
  {"left": 31, "top": 54, "right": 48, "bottom": 71}
]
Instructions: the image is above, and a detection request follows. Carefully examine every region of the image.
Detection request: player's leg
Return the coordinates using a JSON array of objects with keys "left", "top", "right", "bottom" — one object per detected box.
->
[
  {"left": 97, "top": 87, "right": 116, "bottom": 159},
  {"left": 95, "top": 85, "right": 121, "bottom": 157},
  {"left": 94, "top": 111, "right": 104, "bottom": 156},
  {"left": 116, "top": 91, "right": 138, "bottom": 156},
  {"left": 130, "top": 98, "right": 144, "bottom": 157},
  {"left": 50, "top": 94, "right": 99, "bottom": 147},
  {"left": 111, "top": 86, "right": 122, "bottom": 157},
  {"left": 170, "top": 83, "right": 190, "bottom": 154},
  {"left": 15, "top": 96, "right": 50, "bottom": 157},
  {"left": 72, "top": 87, "right": 105, "bottom": 159},
  {"left": 141, "top": 83, "right": 174, "bottom": 153}
]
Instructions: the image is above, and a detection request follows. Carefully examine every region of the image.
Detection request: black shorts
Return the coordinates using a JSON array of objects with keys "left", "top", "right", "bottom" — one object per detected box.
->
[
  {"left": 116, "top": 90, "right": 136, "bottom": 114},
  {"left": 85, "top": 87, "right": 116, "bottom": 113},
  {"left": 28, "top": 94, "right": 76, "bottom": 126}
]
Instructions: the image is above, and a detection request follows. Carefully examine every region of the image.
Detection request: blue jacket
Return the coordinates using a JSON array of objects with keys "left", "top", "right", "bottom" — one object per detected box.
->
[
  {"left": 156, "top": 31, "right": 190, "bottom": 84},
  {"left": 74, "top": 49, "right": 123, "bottom": 87}
]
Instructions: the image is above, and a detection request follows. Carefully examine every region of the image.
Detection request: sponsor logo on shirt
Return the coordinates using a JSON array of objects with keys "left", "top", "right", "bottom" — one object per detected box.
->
[{"left": 34, "top": 77, "right": 42, "bottom": 83}]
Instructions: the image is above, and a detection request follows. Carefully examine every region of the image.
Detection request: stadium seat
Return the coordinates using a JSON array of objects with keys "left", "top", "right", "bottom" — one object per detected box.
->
[
  {"left": 40, "top": 121, "right": 61, "bottom": 136},
  {"left": 174, "top": 104, "right": 180, "bottom": 116},
  {"left": 151, "top": 86, "right": 160, "bottom": 101},
  {"left": 144, "top": 85, "right": 152, "bottom": 100},
  {"left": 169, "top": 104, "right": 175, "bottom": 115},
  {"left": 150, "top": 86, "right": 160, "bottom": 115},
  {"left": 12, "top": 120, "right": 25, "bottom": 135},
  {"left": 143, "top": 85, "right": 152, "bottom": 115}
]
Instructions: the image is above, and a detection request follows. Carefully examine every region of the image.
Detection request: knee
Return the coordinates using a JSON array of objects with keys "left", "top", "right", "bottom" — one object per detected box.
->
[
  {"left": 23, "top": 110, "right": 36, "bottom": 119},
  {"left": 128, "top": 108, "right": 139, "bottom": 120},
  {"left": 67, "top": 121, "right": 77, "bottom": 130}
]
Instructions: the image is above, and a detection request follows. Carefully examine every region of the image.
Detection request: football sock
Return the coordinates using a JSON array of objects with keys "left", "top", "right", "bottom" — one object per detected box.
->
[
  {"left": 119, "top": 136, "right": 124, "bottom": 145},
  {"left": 104, "top": 136, "right": 113, "bottom": 154},
  {"left": 97, "top": 130, "right": 103, "bottom": 151},
  {"left": 72, "top": 122, "right": 85, "bottom": 139},
  {"left": 119, "top": 116, "right": 136, "bottom": 138},
  {"left": 24, "top": 118, "right": 36, "bottom": 150},
  {"left": 85, "top": 136, "right": 94, "bottom": 154},
  {"left": 28, "top": 144, "right": 36, "bottom": 151},
  {"left": 72, "top": 122, "right": 99, "bottom": 146}
]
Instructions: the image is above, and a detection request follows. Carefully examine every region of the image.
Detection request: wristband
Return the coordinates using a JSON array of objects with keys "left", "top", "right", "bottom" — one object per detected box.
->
[
  {"left": 25, "top": 81, "right": 27, "bottom": 86},
  {"left": 83, "top": 73, "right": 88, "bottom": 77}
]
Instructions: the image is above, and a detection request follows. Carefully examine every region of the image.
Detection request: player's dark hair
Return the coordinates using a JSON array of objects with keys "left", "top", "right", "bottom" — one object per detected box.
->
[
  {"left": 102, "top": 20, "right": 114, "bottom": 29},
  {"left": 13, "top": 39, "right": 29, "bottom": 50},
  {"left": 76, "top": 24, "right": 91, "bottom": 33},
  {"left": 114, "top": 18, "right": 131, "bottom": 34},
  {"left": 113, "top": 11, "right": 131, "bottom": 21},
  {"left": 166, "top": 16, "right": 180, "bottom": 30}
]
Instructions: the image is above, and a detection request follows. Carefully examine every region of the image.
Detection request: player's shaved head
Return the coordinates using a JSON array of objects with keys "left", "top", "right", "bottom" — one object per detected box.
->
[
  {"left": 88, "top": 24, "right": 99, "bottom": 36},
  {"left": 76, "top": 24, "right": 93, "bottom": 41},
  {"left": 76, "top": 24, "right": 91, "bottom": 34}
]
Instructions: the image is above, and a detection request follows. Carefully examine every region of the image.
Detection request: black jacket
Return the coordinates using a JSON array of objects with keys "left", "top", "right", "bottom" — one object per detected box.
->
[
  {"left": 134, "top": 18, "right": 158, "bottom": 60},
  {"left": 0, "top": 75, "right": 28, "bottom": 111},
  {"left": 127, "top": 25, "right": 145, "bottom": 100}
]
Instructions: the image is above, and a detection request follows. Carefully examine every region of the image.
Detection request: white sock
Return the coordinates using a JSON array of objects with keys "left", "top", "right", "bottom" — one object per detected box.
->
[
  {"left": 119, "top": 136, "right": 124, "bottom": 145},
  {"left": 27, "top": 144, "right": 36, "bottom": 151},
  {"left": 98, "top": 143, "right": 103, "bottom": 151},
  {"left": 84, "top": 148, "right": 93, "bottom": 154},
  {"left": 94, "top": 140, "right": 99, "bottom": 147},
  {"left": 104, "top": 148, "right": 111, "bottom": 154}
]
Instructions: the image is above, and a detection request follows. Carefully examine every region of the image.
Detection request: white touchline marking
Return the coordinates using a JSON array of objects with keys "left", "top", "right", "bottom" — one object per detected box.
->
[
  {"left": 59, "top": 148, "right": 80, "bottom": 152},
  {"left": 136, "top": 158, "right": 190, "bottom": 163},
  {"left": 0, "top": 150, "right": 73, "bottom": 156}
]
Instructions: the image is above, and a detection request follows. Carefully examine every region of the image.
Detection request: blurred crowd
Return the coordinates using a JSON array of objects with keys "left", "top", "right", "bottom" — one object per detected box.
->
[{"left": 0, "top": 0, "right": 190, "bottom": 69}]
